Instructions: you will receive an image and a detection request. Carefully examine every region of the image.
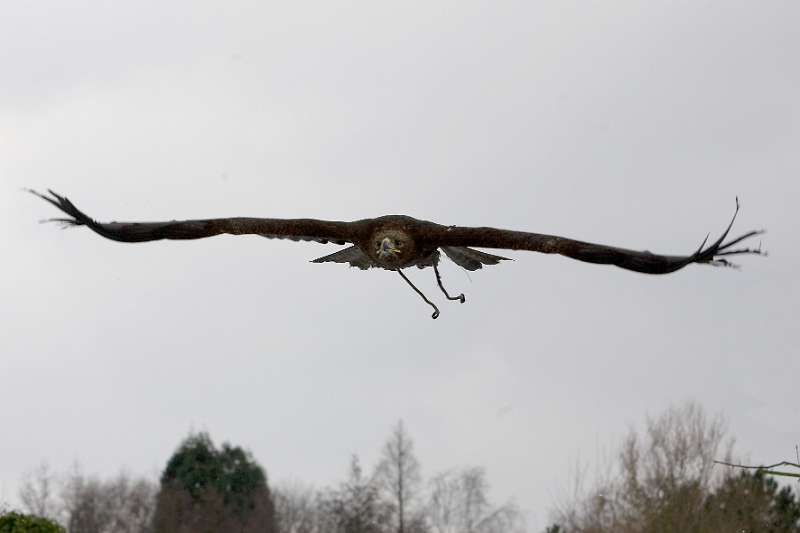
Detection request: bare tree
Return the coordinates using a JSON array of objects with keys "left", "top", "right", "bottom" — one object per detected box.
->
[
  {"left": 102, "top": 474, "right": 158, "bottom": 533},
  {"left": 19, "top": 463, "right": 59, "bottom": 521},
  {"left": 18, "top": 464, "right": 157, "bottom": 533},
  {"left": 61, "top": 471, "right": 114, "bottom": 533},
  {"left": 60, "top": 468, "right": 158, "bottom": 533},
  {"left": 274, "top": 482, "right": 325, "bottom": 533},
  {"left": 377, "top": 420, "right": 423, "bottom": 533},
  {"left": 321, "top": 455, "right": 392, "bottom": 533},
  {"left": 427, "top": 467, "right": 523, "bottom": 533},
  {"left": 550, "top": 401, "right": 743, "bottom": 532}
]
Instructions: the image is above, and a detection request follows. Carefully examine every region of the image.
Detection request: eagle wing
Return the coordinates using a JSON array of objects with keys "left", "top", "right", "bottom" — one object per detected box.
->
[
  {"left": 421, "top": 200, "right": 764, "bottom": 275},
  {"left": 29, "top": 189, "right": 362, "bottom": 245}
]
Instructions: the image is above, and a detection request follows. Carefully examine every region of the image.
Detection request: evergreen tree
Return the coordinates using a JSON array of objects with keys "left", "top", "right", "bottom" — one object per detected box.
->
[
  {"left": 152, "top": 432, "right": 276, "bottom": 533},
  {"left": 705, "top": 470, "right": 800, "bottom": 532}
]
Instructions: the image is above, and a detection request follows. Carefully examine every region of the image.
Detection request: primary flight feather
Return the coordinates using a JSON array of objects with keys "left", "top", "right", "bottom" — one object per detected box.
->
[{"left": 30, "top": 189, "right": 764, "bottom": 318}]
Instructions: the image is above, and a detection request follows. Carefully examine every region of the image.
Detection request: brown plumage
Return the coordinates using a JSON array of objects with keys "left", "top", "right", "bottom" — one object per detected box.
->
[{"left": 29, "top": 189, "right": 765, "bottom": 318}]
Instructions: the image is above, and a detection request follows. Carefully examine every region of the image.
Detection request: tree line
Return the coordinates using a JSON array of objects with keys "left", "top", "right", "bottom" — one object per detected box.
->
[
  {"left": 5, "top": 420, "right": 523, "bottom": 533},
  {"left": 4, "top": 404, "right": 800, "bottom": 532}
]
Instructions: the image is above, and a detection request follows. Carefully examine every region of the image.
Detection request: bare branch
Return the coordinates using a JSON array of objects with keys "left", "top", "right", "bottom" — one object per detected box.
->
[
  {"left": 714, "top": 459, "right": 800, "bottom": 470},
  {"left": 713, "top": 459, "right": 800, "bottom": 478}
]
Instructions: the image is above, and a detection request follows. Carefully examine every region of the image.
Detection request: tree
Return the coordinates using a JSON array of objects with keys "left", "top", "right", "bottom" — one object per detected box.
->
[
  {"left": 377, "top": 420, "right": 424, "bottom": 533},
  {"left": 17, "top": 465, "right": 63, "bottom": 526},
  {"left": 18, "top": 465, "right": 58, "bottom": 521},
  {"left": 548, "top": 401, "right": 800, "bottom": 533},
  {"left": 0, "top": 511, "right": 64, "bottom": 533},
  {"left": 18, "top": 463, "right": 157, "bottom": 533},
  {"left": 704, "top": 470, "right": 800, "bottom": 532},
  {"left": 320, "top": 455, "right": 392, "bottom": 533},
  {"left": 152, "top": 432, "right": 276, "bottom": 533},
  {"left": 61, "top": 473, "right": 113, "bottom": 533},
  {"left": 273, "top": 482, "right": 325, "bottom": 533},
  {"left": 427, "top": 467, "right": 523, "bottom": 533},
  {"left": 61, "top": 470, "right": 157, "bottom": 533}
]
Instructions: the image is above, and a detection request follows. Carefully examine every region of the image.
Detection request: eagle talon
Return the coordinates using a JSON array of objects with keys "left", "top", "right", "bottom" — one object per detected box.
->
[
  {"left": 433, "top": 263, "right": 465, "bottom": 304},
  {"left": 397, "top": 268, "right": 441, "bottom": 319}
]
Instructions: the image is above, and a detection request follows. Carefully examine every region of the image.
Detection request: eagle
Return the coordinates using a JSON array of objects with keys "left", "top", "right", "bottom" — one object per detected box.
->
[{"left": 29, "top": 189, "right": 764, "bottom": 319}]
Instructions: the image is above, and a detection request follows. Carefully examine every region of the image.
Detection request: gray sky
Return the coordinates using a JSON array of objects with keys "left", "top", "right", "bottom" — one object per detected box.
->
[{"left": 1, "top": 1, "right": 798, "bottom": 529}]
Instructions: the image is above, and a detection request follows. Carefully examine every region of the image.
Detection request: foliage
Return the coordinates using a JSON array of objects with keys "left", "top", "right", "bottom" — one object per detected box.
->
[
  {"left": 0, "top": 511, "right": 64, "bottom": 533},
  {"left": 704, "top": 470, "right": 800, "bottom": 532},
  {"left": 160, "top": 432, "right": 267, "bottom": 509}
]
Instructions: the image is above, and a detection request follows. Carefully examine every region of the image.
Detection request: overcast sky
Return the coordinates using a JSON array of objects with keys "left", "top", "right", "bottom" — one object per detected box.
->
[{"left": 1, "top": 1, "right": 798, "bottom": 529}]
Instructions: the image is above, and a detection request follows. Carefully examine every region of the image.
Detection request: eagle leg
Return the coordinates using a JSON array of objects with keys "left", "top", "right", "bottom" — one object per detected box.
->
[
  {"left": 433, "top": 263, "right": 465, "bottom": 303},
  {"left": 396, "top": 269, "right": 440, "bottom": 319}
]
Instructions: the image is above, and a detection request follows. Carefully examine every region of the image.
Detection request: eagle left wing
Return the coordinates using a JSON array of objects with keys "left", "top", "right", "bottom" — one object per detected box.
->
[
  {"left": 420, "top": 200, "right": 764, "bottom": 275},
  {"left": 29, "top": 189, "right": 363, "bottom": 246}
]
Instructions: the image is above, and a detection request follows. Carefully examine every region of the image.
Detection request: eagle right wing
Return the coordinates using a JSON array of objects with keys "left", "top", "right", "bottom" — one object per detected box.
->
[{"left": 29, "top": 189, "right": 363, "bottom": 246}]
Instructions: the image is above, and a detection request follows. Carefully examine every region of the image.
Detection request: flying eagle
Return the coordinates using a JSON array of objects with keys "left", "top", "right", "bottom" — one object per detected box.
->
[{"left": 30, "top": 189, "right": 764, "bottom": 319}]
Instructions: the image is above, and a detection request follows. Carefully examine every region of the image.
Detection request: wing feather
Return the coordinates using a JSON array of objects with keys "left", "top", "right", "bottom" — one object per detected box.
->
[
  {"left": 423, "top": 200, "right": 764, "bottom": 275},
  {"left": 441, "top": 246, "right": 510, "bottom": 271},
  {"left": 29, "top": 189, "right": 361, "bottom": 245},
  {"left": 311, "top": 246, "right": 375, "bottom": 269}
]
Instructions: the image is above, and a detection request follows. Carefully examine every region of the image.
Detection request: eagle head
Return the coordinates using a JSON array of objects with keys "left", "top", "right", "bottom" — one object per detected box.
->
[{"left": 372, "top": 229, "right": 412, "bottom": 265}]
